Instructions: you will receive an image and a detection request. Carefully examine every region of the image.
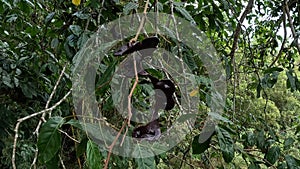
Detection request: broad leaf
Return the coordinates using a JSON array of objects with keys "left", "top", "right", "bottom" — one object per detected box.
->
[
  {"left": 266, "top": 146, "right": 280, "bottom": 165},
  {"left": 38, "top": 116, "right": 65, "bottom": 163},
  {"left": 175, "top": 6, "right": 196, "bottom": 24},
  {"left": 216, "top": 126, "right": 234, "bottom": 163},
  {"left": 45, "top": 12, "right": 55, "bottom": 24},
  {"left": 86, "top": 140, "right": 102, "bottom": 169},
  {"left": 249, "top": 162, "right": 261, "bottom": 169},
  {"left": 135, "top": 156, "right": 155, "bottom": 169},
  {"left": 123, "top": 2, "right": 138, "bottom": 15},
  {"left": 192, "top": 134, "right": 211, "bottom": 154},
  {"left": 284, "top": 137, "right": 295, "bottom": 150},
  {"left": 66, "top": 119, "right": 83, "bottom": 130},
  {"left": 285, "top": 155, "right": 300, "bottom": 169},
  {"left": 95, "top": 60, "right": 117, "bottom": 95},
  {"left": 69, "top": 25, "right": 82, "bottom": 37},
  {"left": 132, "top": 144, "right": 155, "bottom": 158},
  {"left": 256, "top": 130, "right": 265, "bottom": 150},
  {"left": 72, "top": 0, "right": 81, "bottom": 6}
]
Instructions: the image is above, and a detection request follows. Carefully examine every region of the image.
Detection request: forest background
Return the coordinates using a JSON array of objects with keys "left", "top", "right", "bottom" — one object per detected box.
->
[{"left": 0, "top": 0, "right": 300, "bottom": 168}]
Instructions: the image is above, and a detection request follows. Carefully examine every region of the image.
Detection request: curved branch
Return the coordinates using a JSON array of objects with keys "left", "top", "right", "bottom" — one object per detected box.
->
[
  {"left": 12, "top": 90, "right": 72, "bottom": 169},
  {"left": 269, "top": 3, "right": 288, "bottom": 67},
  {"left": 285, "top": 0, "right": 300, "bottom": 54},
  {"left": 229, "top": 0, "right": 254, "bottom": 59}
]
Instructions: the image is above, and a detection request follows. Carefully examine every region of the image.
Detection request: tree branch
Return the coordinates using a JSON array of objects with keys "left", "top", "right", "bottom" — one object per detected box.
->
[
  {"left": 104, "top": 54, "right": 139, "bottom": 169},
  {"left": 269, "top": 3, "right": 287, "bottom": 67},
  {"left": 12, "top": 89, "right": 72, "bottom": 169},
  {"left": 285, "top": 0, "right": 300, "bottom": 53},
  {"left": 229, "top": 0, "right": 254, "bottom": 59}
]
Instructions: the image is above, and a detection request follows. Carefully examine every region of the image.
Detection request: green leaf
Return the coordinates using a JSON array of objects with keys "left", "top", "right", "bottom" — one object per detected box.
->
[
  {"left": 51, "top": 38, "right": 59, "bottom": 49},
  {"left": 123, "top": 2, "right": 138, "bottom": 15},
  {"left": 1, "top": 0, "right": 12, "bottom": 9},
  {"left": 249, "top": 162, "right": 261, "bottom": 169},
  {"left": 256, "top": 83, "right": 261, "bottom": 98},
  {"left": 161, "top": 25, "right": 177, "bottom": 40},
  {"left": 192, "top": 134, "right": 211, "bottom": 154},
  {"left": 73, "top": 11, "right": 90, "bottom": 19},
  {"left": 296, "top": 125, "right": 300, "bottom": 135},
  {"left": 174, "top": 6, "right": 195, "bottom": 24},
  {"left": 66, "top": 119, "right": 83, "bottom": 130},
  {"left": 64, "top": 40, "right": 75, "bottom": 58},
  {"left": 86, "top": 140, "right": 102, "bottom": 169},
  {"left": 285, "top": 155, "right": 300, "bottom": 169},
  {"left": 45, "top": 153, "right": 59, "bottom": 169},
  {"left": 286, "top": 70, "right": 297, "bottom": 91},
  {"left": 177, "top": 114, "right": 197, "bottom": 123},
  {"left": 13, "top": 77, "right": 19, "bottom": 87},
  {"left": 76, "top": 137, "right": 88, "bottom": 157},
  {"left": 133, "top": 144, "right": 155, "bottom": 168},
  {"left": 2, "top": 74, "right": 13, "bottom": 88},
  {"left": 216, "top": 126, "right": 234, "bottom": 162},
  {"left": 208, "top": 112, "right": 232, "bottom": 124},
  {"left": 246, "top": 132, "right": 256, "bottom": 147},
  {"left": 183, "top": 53, "right": 198, "bottom": 71},
  {"left": 284, "top": 137, "right": 295, "bottom": 150},
  {"left": 135, "top": 156, "right": 155, "bottom": 169},
  {"left": 45, "top": 12, "right": 55, "bottom": 24},
  {"left": 77, "top": 32, "right": 90, "bottom": 49},
  {"left": 264, "top": 67, "right": 283, "bottom": 74},
  {"left": 6, "top": 14, "right": 18, "bottom": 23},
  {"left": 20, "top": 82, "right": 37, "bottom": 98},
  {"left": 261, "top": 69, "right": 281, "bottom": 88},
  {"left": 38, "top": 116, "right": 65, "bottom": 163},
  {"left": 66, "top": 34, "right": 77, "bottom": 47},
  {"left": 256, "top": 130, "right": 265, "bottom": 150},
  {"left": 95, "top": 60, "right": 117, "bottom": 95},
  {"left": 266, "top": 146, "right": 280, "bottom": 165},
  {"left": 69, "top": 25, "right": 82, "bottom": 36},
  {"left": 277, "top": 162, "right": 287, "bottom": 169}
]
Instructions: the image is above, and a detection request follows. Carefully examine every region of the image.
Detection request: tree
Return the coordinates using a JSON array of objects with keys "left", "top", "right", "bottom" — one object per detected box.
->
[{"left": 1, "top": 0, "right": 299, "bottom": 168}]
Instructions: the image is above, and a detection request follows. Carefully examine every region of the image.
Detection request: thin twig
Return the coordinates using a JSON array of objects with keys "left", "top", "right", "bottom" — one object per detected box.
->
[
  {"left": 30, "top": 64, "right": 68, "bottom": 169},
  {"left": 130, "top": 0, "right": 149, "bottom": 42},
  {"left": 127, "top": 55, "right": 139, "bottom": 125},
  {"left": 59, "top": 154, "right": 66, "bottom": 169},
  {"left": 104, "top": 119, "right": 128, "bottom": 169},
  {"left": 12, "top": 90, "right": 72, "bottom": 169},
  {"left": 58, "top": 129, "right": 80, "bottom": 143},
  {"left": 104, "top": 55, "right": 139, "bottom": 169},
  {"left": 104, "top": 1, "right": 149, "bottom": 167},
  {"left": 36, "top": 64, "right": 67, "bottom": 132}
]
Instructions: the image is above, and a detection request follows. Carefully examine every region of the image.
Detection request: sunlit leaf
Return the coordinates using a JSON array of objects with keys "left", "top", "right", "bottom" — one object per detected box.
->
[
  {"left": 72, "top": 0, "right": 81, "bottom": 6},
  {"left": 189, "top": 88, "right": 198, "bottom": 96}
]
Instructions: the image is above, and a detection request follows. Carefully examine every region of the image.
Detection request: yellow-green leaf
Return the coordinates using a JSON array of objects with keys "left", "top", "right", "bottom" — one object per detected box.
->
[
  {"left": 72, "top": 0, "right": 81, "bottom": 6},
  {"left": 189, "top": 88, "right": 198, "bottom": 97}
]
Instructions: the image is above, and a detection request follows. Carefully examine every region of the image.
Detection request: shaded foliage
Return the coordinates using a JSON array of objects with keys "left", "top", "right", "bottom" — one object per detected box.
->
[{"left": 1, "top": 0, "right": 300, "bottom": 168}]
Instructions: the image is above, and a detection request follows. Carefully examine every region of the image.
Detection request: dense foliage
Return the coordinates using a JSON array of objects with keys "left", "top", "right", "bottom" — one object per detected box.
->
[{"left": 0, "top": 0, "right": 300, "bottom": 168}]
